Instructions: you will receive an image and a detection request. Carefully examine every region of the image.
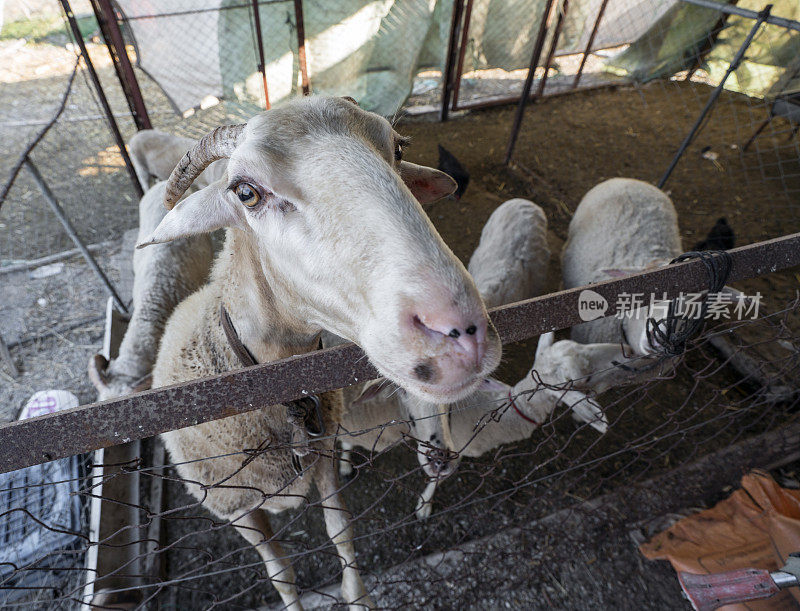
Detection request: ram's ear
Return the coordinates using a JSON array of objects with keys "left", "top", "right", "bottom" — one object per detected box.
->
[
  {"left": 398, "top": 161, "right": 457, "bottom": 204},
  {"left": 136, "top": 180, "right": 239, "bottom": 248}
]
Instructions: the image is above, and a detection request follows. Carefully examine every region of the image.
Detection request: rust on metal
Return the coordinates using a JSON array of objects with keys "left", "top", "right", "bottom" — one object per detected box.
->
[
  {"left": 536, "top": 0, "right": 569, "bottom": 98},
  {"left": 1, "top": 233, "right": 799, "bottom": 474},
  {"left": 440, "top": 0, "right": 465, "bottom": 121},
  {"left": 91, "top": 0, "right": 153, "bottom": 130},
  {"left": 251, "top": 0, "right": 271, "bottom": 109},
  {"left": 294, "top": 0, "right": 310, "bottom": 95},
  {"left": 450, "top": 0, "right": 474, "bottom": 111},
  {"left": 59, "top": 0, "right": 143, "bottom": 198},
  {"left": 504, "top": 0, "right": 556, "bottom": 163},
  {"left": 572, "top": 0, "right": 610, "bottom": 89}
]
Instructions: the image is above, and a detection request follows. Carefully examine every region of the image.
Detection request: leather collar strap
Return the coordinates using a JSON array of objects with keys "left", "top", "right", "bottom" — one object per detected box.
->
[
  {"left": 219, "top": 304, "right": 327, "bottom": 472},
  {"left": 220, "top": 304, "right": 259, "bottom": 367}
]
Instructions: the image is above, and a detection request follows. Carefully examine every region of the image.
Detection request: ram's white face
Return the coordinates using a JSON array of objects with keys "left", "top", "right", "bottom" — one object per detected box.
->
[{"left": 139, "top": 96, "right": 501, "bottom": 403}]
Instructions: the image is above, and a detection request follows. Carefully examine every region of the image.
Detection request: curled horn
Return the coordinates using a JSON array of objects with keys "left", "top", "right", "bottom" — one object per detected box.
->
[{"left": 164, "top": 123, "right": 246, "bottom": 210}]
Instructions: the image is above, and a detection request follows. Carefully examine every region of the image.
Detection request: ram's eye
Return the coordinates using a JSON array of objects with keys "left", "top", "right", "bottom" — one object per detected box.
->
[
  {"left": 234, "top": 183, "right": 260, "bottom": 207},
  {"left": 394, "top": 142, "right": 403, "bottom": 162}
]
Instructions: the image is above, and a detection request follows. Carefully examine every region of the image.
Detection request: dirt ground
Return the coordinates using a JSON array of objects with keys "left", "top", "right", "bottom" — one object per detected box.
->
[{"left": 3, "top": 71, "right": 800, "bottom": 608}]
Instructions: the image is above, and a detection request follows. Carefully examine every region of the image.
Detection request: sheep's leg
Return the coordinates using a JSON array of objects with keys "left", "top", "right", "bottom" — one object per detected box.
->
[
  {"left": 230, "top": 509, "right": 302, "bottom": 611},
  {"left": 339, "top": 440, "right": 354, "bottom": 478},
  {"left": 415, "top": 479, "right": 438, "bottom": 520},
  {"left": 316, "top": 460, "right": 373, "bottom": 609}
]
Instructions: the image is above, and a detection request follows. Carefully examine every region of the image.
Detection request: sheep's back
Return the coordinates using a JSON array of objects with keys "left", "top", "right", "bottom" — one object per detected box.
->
[
  {"left": 562, "top": 178, "right": 682, "bottom": 289},
  {"left": 469, "top": 199, "right": 550, "bottom": 308}
]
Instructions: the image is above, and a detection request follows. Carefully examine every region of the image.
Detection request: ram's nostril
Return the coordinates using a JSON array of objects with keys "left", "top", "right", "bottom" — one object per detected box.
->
[
  {"left": 465, "top": 325, "right": 477, "bottom": 335},
  {"left": 448, "top": 329, "right": 461, "bottom": 339}
]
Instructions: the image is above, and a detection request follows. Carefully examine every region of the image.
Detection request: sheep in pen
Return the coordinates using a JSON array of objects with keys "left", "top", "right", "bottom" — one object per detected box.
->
[{"left": 2, "top": 0, "right": 800, "bottom": 607}]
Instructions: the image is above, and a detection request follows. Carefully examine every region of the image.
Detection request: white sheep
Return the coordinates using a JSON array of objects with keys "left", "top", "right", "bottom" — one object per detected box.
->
[
  {"left": 562, "top": 177, "right": 683, "bottom": 354},
  {"left": 468, "top": 197, "right": 551, "bottom": 307},
  {"left": 338, "top": 198, "right": 558, "bottom": 518},
  {"left": 140, "top": 96, "right": 502, "bottom": 609},
  {"left": 88, "top": 181, "right": 213, "bottom": 400},
  {"left": 345, "top": 329, "right": 613, "bottom": 519},
  {"left": 128, "top": 129, "right": 226, "bottom": 191}
]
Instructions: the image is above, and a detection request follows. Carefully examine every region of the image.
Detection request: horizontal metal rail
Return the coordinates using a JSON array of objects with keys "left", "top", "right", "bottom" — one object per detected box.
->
[
  {"left": 679, "top": 0, "right": 800, "bottom": 33},
  {"left": 1, "top": 232, "right": 799, "bottom": 474}
]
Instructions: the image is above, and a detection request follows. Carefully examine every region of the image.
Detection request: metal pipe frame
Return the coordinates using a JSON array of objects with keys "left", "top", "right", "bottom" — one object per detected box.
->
[
  {"left": 294, "top": 0, "right": 310, "bottom": 95},
  {"left": 24, "top": 158, "right": 128, "bottom": 315},
  {"left": 504, "top": 0, "right": 557, "bottom": 163},
  {"left": 251, "top": 0, "right": 271, "bottom": 109},
  {"left": 536, "top": 0, "right": 569, "bottom": 98},
  {"left": 679, "top": 0, "right": 800, "bottom": 33},
  {"left": 440, "top": 0, "right": 465, "bottom": 121},
  {"left": 572, "top": 0, "right": 610, "bottom": 89},
  {"left": 90, "top": 0, "right": 152, "bottom": 131},
  {"left": 658, "top": 4, "right": 773, "bottom": 188},
  {"left": 684, "top": 0, "right": 738, "bottom": 81},
  {"left": 450, "top": 0, "right": 474, "bottom": 111},
  {"left": 59, "top": 0, "right": 143, "bottom": 199},
  {"left": 2, "top": 231, "right": 800, "bottom": 474}
]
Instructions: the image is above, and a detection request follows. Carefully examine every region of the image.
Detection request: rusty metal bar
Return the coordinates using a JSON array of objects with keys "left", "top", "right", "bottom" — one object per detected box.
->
[
  {"left": 294, "top": 0, "right": 310, "bottom": 95},
  {"left": 251, "top": 0, "right": 271, "bottom": 109},
  {"left": 90, "top": 0, "right": 152, "bottom": 131},
  {"left": 572, "top": 0, "right": 610, "bottom": 89},
  {"left": 59, "top": 0, "right": 143, "bottom": 199},
  {"left": 1, "top": 232, "right": 799, "bottom": 474},
  {"left": 440, "top": 0, "right": 465, "bottom": 121},
  {"left": 450, "top": 0, "right": 474, "bottom": 111},
  {"left": 536, "top": 0, "right": 569, "bottom": 98},
  {"left": 24, "top": 158, "right": 128, "bottom": 315},
  {"left": 504, "top": 0, "right": 556, "bottom": 163}
]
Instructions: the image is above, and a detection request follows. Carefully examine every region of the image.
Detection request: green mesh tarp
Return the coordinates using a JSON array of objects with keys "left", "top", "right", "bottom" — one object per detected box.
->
[{"left": 606, "top": 0, "right": 800, "bottom": 100}]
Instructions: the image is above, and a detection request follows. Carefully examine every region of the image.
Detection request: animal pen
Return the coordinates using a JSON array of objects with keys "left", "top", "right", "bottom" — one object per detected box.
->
[{"left": 1, "top": 0, "right": 800, "bottom": 608}]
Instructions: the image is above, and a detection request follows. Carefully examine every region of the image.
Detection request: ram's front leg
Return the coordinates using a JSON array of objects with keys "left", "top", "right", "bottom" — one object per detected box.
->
[{"left": 315, "top": 456, "right": 374, "bottom": 609}]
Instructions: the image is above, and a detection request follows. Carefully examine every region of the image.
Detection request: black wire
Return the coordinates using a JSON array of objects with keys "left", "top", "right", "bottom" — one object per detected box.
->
[{"left": 615, "top": 250, "right": 733, "bottom": 372}]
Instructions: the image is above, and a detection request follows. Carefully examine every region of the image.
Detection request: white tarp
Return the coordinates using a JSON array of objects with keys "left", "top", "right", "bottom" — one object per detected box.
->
[{"left": 117, "top": 0, "right": 676, "bottom": 116}]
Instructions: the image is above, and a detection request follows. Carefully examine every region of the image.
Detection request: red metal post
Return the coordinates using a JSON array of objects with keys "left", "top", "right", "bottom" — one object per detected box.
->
[
  {"left": 572, "top": 0, "right": 610, "bottom": 89},
  {"left": 536, "top": 0, "right": 569, "bottom": 97},
  {"left": 60, "top": 0, "right": 143, "bottom": 198},
  {"left": 450, "top": 0, "right": 474, "bottom": 111},
  {"left": 294, "top": 0, "right": 310, "bottom": 95},
  {"left": 251, "top": 0, "right": 271, "bottom": 109},
  {"left": 504, "top": 0, "right": 556, "bottom": 163},
  {"left": 90, "top": 0, "right": 152, "bottom": 130},
  {"left": 440, "top": 0, "right": 465, "bottom": 121}
]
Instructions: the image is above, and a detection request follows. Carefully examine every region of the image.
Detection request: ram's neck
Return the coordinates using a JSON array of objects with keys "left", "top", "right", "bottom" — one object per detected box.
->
[{"left": 212, "top": 229, "right": 320, "bottom": 363}]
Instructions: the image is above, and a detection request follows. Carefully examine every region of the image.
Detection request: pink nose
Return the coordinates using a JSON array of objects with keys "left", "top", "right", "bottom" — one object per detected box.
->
[{"left": 413, "top": 311, "right": 487, "bottom": 367}]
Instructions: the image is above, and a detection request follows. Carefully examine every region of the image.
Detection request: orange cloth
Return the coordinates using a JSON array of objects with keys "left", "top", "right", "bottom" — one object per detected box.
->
[{"left": 641, "top": 471, "right": 800, "bottom": 610}]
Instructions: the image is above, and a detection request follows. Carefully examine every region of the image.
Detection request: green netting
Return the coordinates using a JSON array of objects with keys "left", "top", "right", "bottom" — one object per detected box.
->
[{"left": 605, "top": 0, "right": 800, "bottom": 100}]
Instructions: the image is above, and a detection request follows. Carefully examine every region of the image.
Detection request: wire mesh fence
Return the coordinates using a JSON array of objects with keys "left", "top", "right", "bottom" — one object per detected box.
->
[
  {"left": 1, "top": 286, "right": 799, "bottom": 608},
  {"left": 2, "top": 0, "right": 800, "bottom": 607},
  {"left": 501, "top": 0, "right": 800, "bottom": 203}
]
